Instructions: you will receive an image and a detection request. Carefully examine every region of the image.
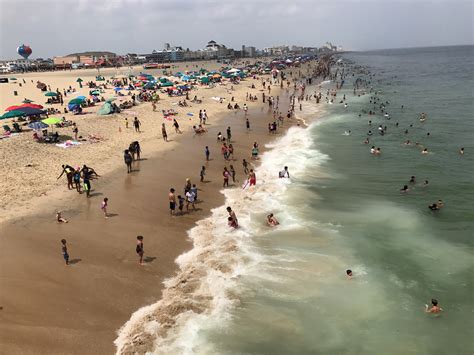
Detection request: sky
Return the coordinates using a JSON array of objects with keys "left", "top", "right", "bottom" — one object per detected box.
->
[{"left": 0, "top": 0, "right": 472, "bottom": 59}]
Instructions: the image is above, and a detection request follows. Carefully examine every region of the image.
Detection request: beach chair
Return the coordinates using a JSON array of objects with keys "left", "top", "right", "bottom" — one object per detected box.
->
[
  {"left": 12, "top": 122, "right": 22, "bottom": 132},
  {"left": 3, "top": 125, "right": 12, "bottom": 133}
]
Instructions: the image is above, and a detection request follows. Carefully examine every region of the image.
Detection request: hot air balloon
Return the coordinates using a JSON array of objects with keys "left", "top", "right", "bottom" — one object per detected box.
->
[{"left": 17, "top": 44, "right": 32, "bottom": 60}]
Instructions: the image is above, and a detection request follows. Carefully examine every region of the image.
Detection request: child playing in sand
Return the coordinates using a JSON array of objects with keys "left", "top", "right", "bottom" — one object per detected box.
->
[
  {"left": 56, "top": 211, "right": 68, "bottom": 223},
  {"left": 101, "top": 198, "right": 108, "bottom": 218}
]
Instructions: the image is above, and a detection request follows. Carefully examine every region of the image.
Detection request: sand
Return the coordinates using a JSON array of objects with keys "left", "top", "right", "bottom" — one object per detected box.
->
[{"left": 0, "top": 60, "right": 318, "bottom": 354}]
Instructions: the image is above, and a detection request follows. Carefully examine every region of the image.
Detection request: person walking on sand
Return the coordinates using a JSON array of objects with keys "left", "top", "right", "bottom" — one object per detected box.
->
[
  {"left": 133, "top": 117, "right": 141, "bottom": 132},
  {"left": 61, "top": 239, "right": 69, "bottom": 265},
  {"left": 169, "top": 188, "right": 176, "bottom": 215},
  {"left": 57, "top": 164, "right": 75, "bottom": 190},
  {"left": 136, "top": 236, "right": 144, "bottom": 265},
  {"left": 124, "top": 149, "right": 133, "bottom": 173},
  {"left": 246, "top": 118, "right": 250, "bottom": 131},
  {"left": 162, "top": 123, "right": 168, "bottom": 141},
  {"left": 173, "top": 119, "right": 182, "bottom": 134},
  {"left": 205, "top": 146, "right": 210, "bottom": 161},
  {"left": 227, "top": 126, "right": 232, "bottom": 142},
  {"left": 101, "top": 197, "right": 109, "bottom": 218},
  {"left": 200, "top": 166, "right": 206, "bottom": 182}
]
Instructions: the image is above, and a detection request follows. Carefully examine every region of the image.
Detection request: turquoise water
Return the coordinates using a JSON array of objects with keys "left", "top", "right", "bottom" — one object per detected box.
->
[
  {"left": 196, "top": 46, "right": 474, "bottom": 354},
  {"left": 117, "top": 46, "right": 473, "bottom": 354}
]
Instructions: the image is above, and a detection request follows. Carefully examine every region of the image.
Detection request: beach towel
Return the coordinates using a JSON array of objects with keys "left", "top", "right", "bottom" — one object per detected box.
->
[{"left": 55, "top": 141, "right": 81, "bottom": 148}]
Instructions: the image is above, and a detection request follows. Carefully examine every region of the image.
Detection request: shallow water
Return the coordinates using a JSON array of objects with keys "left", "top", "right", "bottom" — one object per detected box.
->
[{"left": 117, "top": 46, "right": 474, "bottom": 354}]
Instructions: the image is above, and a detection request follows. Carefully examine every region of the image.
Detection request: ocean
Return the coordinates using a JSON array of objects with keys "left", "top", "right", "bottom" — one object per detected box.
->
[{"left": 116, "top": 46, "right": 474, "bottom": 354}]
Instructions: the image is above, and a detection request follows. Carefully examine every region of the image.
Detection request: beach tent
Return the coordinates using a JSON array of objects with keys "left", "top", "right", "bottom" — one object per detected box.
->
[
  {"left": 97, "top": 102, "right": 113, "bottom": 115},
  {"left": 67, "top": 103, "right": 80, "bottom": 111}
]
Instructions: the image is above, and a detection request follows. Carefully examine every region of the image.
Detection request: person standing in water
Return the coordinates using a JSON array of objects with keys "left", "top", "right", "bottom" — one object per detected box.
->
[
  {"left": 136, "top": 236, "right": 144, "bottom": 265},
  {"left": 279, "top": 166, "right": 290, "bottom": 178}
]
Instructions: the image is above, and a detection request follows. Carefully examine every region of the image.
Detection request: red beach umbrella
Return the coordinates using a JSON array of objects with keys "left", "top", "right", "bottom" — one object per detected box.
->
[{"left": 5, "top": 103, "right": 44, "bottom": 111}]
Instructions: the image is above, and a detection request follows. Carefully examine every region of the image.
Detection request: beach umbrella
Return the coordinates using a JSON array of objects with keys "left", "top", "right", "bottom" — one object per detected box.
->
[
  {"left": 10, "top": 77, "right": 17, "bottom": 81},
  {"left": 105, "top": 97, "right": 116, "bottom": 102},
  {"left": 22, "top": 99, "right": 34, "bottom": 103},
  {"left": 5, "top": 103, "right": 43, "bottom": 111},
  {"left": 90, "top": 90, "right": 101, "bottom": 96},
  {"left": 1, "top": 110, "right": 26, "bottom": 119},
  {"left": 75, "top": 95, "right": 86, "bottom": 100},
  {"left": 68, "top": 98, "right": 85, "bottom": 105},
  {"left": 114, "top": 87, "right": 123, "bottom": 92},
  {"left": 45, "top": 91, "right": 58, "bottom": 97},
  {"left": 41, "top": 117, "right": 62, "bottom": 125},
  {"left": 28, "top": 121, "right": 49, "bottom": 130},
  {"left": 76, "top": 78, "right": 83, "bottom": 82},
  {"left": 15, "top": 107, "right": 46, "bottom": 116}
]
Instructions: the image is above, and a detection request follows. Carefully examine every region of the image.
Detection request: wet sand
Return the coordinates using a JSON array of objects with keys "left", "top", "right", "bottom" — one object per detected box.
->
[{"left": 0, "top": 89, "right": 297, "bottom": 354}]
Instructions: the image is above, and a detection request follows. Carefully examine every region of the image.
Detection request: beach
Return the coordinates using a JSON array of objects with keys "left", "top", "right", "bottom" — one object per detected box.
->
[{"left": 0, "top": 60, "right": 318, "bottom": 353}]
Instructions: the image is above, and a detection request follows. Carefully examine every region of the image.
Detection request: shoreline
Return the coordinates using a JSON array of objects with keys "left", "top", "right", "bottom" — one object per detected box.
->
[
  {"left": 0, "top": 87, "right": 309, "bottom": 354},
  {"left": 0, "top": 60, "right": 324, "bottom": 353}
]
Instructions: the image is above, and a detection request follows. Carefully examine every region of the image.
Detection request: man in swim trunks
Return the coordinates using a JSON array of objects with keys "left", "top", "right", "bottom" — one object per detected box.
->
[
  {"left": 248, "top": 169, "right": 256, "bottom": 186},
  {"left": 169, "top": 188, "right": 176, "bottom": 215}
]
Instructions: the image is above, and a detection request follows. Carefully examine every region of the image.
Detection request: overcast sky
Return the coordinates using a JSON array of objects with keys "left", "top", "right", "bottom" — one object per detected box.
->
[{"left": 0, "top": 0, "right": 472, "bottom": 59}]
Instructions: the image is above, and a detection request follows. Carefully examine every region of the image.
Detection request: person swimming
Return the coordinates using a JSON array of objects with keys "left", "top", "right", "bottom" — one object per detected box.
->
[
  {"left": 346, "top": 269, "right": 353, "bottom": 279},
  {"left": 425, "top": 299, "right": 442, "bottom": 313},
  {"left": 267, "top": 213, "right": 280, "bottom": 226},
  {"left": 400, "top": 185, "right": 409, "bottom": 193}
]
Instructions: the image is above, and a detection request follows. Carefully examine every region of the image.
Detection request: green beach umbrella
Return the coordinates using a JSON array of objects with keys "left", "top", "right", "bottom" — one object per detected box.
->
[
  {"left": 1, "top": 110, "right": 26, "bottom": 119},
  {"left": 45, "top": 91, "right": 58, "bottom": 97},
  {"left": 68, "top": 98, "right": 85, "bottom": 105},
  {"left": 10, "top": 77, "right": 17, "bottom": 81},
  {"left": 105, "top": 97, "right": 117, "bottom": 102},
  {"left": 22, "top": 99, "right": 34, "bottom": 103},
  {"left": 76, "top": 78, "right": 83, "bottom": 82},
  {"left": 41, "top": 117, "right": 62, "bottom": 125}
]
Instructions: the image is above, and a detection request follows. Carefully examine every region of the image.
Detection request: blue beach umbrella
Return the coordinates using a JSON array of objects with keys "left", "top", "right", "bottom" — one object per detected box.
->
[
  {"left": 28, "top": 121, "right": 49, "bottom": 130},
  {"left": 114, "top": 87, "right": 123, "bottom": 92}
]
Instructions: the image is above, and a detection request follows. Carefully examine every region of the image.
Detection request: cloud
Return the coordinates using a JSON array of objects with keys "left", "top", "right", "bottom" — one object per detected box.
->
[{"left": 0, "top": 0, "right": 472, "bottom": 59}]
